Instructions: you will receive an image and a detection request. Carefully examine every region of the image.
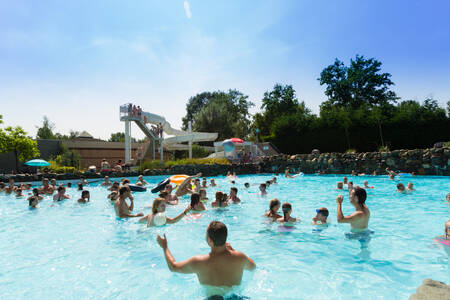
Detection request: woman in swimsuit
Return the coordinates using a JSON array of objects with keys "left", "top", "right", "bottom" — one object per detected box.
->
[
  {"left": 190, "top": 193, "right": 206, "bottom": 212},
  {"left": 265, "top": 198, "right": 282, "bottom": 220},
  {"left": 139, "top": 198, "right": 190, "bottom": 227},
  {"left": 277, "top": 202, "right": 297, "bottom": 224},
  {"left": 211, "top": 191, "right": 228, "bottom": 208}
]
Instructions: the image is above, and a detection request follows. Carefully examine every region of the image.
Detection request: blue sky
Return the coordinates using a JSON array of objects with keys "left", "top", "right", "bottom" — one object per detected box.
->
[{"left": 1, "top": 0, "right": 449, "bottom": 139}]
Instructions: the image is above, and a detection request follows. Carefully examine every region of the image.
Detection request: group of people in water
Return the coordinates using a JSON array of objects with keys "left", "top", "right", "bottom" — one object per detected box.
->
[{"left": 1, "top": 168, "right": 449, "bottom": 299}]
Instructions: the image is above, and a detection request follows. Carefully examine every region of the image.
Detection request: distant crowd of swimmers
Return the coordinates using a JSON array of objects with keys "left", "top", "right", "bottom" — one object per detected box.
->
[{"left": 1, "top": 168, "right": 449, "bottom": 299}]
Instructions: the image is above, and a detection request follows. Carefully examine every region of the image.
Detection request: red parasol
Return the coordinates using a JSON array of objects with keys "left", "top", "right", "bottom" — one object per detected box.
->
[{"left": 230, "top": 138, "right": 244, "bottom": 143}]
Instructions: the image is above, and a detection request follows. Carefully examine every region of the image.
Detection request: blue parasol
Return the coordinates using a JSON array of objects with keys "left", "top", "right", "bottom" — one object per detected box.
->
[{"left": 25, "top": 159, "right": 50, "bottom": 167}]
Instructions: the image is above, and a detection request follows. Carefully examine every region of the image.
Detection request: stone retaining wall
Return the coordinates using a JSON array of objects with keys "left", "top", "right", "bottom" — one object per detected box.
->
[{"left": 1, "top": 147, "right": 449, "bottom": 183}]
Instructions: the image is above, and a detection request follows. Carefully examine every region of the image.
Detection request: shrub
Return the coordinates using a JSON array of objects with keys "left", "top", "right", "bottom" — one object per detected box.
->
[
  {"left": 46, "top": 160, "right": 76, "bottom": 173},
  {"left": 139, "top": 158, "right": 230, "bottom": 171},
  {"left": 345, "top": 149, "right": 357, "bottom": 154},
  {"left": 139, "top": 160, "right": 164, "bottom": 171},
  {"left": 378, "top": 145, "right": 390, "bottom": 152}
]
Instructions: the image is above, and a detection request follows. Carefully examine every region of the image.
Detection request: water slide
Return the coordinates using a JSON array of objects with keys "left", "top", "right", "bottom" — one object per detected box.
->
[{"left": 120, "top": 104, "right": 218, "bottom": 152}]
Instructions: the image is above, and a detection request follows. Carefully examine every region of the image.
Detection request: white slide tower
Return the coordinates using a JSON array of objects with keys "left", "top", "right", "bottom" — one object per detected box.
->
[{"left": 120, "top": 104, "right": 218, "bottom": 164}]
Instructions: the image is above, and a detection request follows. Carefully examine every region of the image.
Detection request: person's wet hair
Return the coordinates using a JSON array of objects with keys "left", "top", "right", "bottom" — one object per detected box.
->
[
  {"left": 269, "top": 198, "right": 280, "bottom": 213},
  {"left": 152, "top": 198, "right": 165, "bottom": 214},
  {"left": 78, "top": 183, "right": 83, "bottom": 190},
  {"left": 215, "top": 191, "right": 223, "bottom": 202},
  {"left": 316, "top": 207, "right": 329, "bottom": 217},
  {"left": 158, "top": 191, "right": 168, "bottom": 198},
  {"left": 190, "top": 193, "right": 200, "bottom": 207},
  {"left": 281, "top": 202, "right": 292, "bottom": 221},
  {"left": 122, "top": 179, "right": 130, "bottom": 185},
  {"left": 119, "top": 186, "right": 129, "bottom": 195},
  {"left": 266, "top": 180, "right": 271, "bottom": 186},
  {"left": 230, "top": 187, "right": 238, "bottom": 194},
  {"left": 244, "top": 182, "right": 250, "bottom": 188},
  {"left": 207, "top": 221, "right": 228, "bottom": 246},
  {"left": 397, "top": 183, "right": 405, "bottom": 191},
  {"left": 353, "top": 186, "right": 367, "bottom": 205},
  {"left": 57, "top": 185, "right": 65, "bottom": 192},
  {"left": 32, "top": 188, "right": 39, "bottom": 196},
  {"left": 231, "top": 180, "right": 235, "bottom": 184},
  {"left": 260, "top": 183, "right": 266, "bottom": 189},
  {"left": 81, "top": 190, "right": 89, "bottom": 197}
]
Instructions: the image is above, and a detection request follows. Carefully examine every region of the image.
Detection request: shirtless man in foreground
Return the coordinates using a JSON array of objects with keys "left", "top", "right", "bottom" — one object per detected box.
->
[
  {"left": 336, "top": 186, "right": 370, "bottom": 232},
  {"left": 175, "top": 173, "right": 202, "bottom": 197},
  {"left": 114, "top": 186, "right": 143, "bottom": 218},
  {"left": 157, "top": 221, "right": 255, "bottom": 297}
]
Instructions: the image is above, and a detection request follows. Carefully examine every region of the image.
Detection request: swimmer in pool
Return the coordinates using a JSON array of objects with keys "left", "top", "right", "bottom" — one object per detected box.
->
[
  {"left": 108, "top": 181, "right": 120, "bottom": 191},
  {"left": 343, "top": 177, "right": 348, "bottom": 185},
  {"left": 228, "top": 187, "right": 240, "bottom": 204},
  {"left": 101, "top": 172, "right": 112, "bottom": 185},
  {"left": 50, "top": 179, "right": 57, "bottom": 189},
  {"left": 386, "top": 167, "right": 397, "bottom": 180},
  {"left": 265, "top": 198, "right": 282, "bottom": 220},
  {"left": 447, "top": 193, "right": 450, "bottom": 203},
  {"left": 156, "top": 221, "right": 256, "bottom": 297},
  {"left": 244, "top": 182, "right": 250, "bottom": 189},
  {"left": 27, "top": 188, "right": 43, "bottom": 203},
  {"left": 337, "top": 182, "right": 344, "bottom": 190},
  {"left": 259, "top": 183, "right": 267, "bottom": 197},
  {"left": 406, "top": 182, "right": 415, "bottom": 191},
  {"left": 164, "top": 184, "right": 179, "bottom": 204},
  {"left": 202, "top": 177, "right": 208, "bottom": 188},
  {"left": 285, "top": 168, "right": 293, "bottom": 178},
  {"left": 0, "top": 182, "right": 5, "bottom": 192},
  {"left": 135, "top": 175, "right": 149, "bottom": 186},
  {"left": 139, "top": 198, "right": 190, "bottom": 226},
  {"left": 210, "top": 179, "right": 217, "bottom": 187},
  {"left": 53, "top": 186, "right": 71, "bottom": 201},
  {"left": 199, "top": 188, "right": 208, "bottom": 202},
  {"left": 108, "top": 191, "right": 118, "bottom": 201},
  {"left": 397, "top": 183, "right": 406, "bottom": 193},
  {"left": 211, "top": 191, "right": 228, "bottom": 208},
  {"left": 78, "top": 190, "right": 90, "bottom": 203},
  {"left": 77, "top": 182, "right": 83, "bottom": 191},
  {"left": 28, "top": 195, "right": 40, "bottom": 208},
  {"left": 191, "top": 193, "right": 206, "bottom": 212},
  {"left": 39, "top": 178, "right": 54, "bottom": 195},
  {"left": 4, "top": 178, "right": 16, "bottom": 194},
  {"left": 347, "top": 181, "right": 354, "bottom": 193},
  {"left": 363, "top": 181, "right": 370, "bottom": 189},
  {"left": 114, "top": 186, "right": 143, "bottom": 219},
  {"left": 277, "top": 202, "right": 297, "bottom": 224},
  {"left": 312, "top": 207, "right": 329, "bottom": 225},
  {"left": 175, "top": 173, "right": 202, "bottom": 197},
  {"left": 15, "top": 188, "right": 24, "bottom": 198},
  {"left": 270, "top": 177, "right": 277, "bottom": 184},
  {"left": 336, "top": 186, "right": 370, "bottom": 232}
]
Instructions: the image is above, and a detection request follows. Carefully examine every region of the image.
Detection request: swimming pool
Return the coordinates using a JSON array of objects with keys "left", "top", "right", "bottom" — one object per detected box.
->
[{"left": 0, "top": 174, "right": 448, "bottom": 299}]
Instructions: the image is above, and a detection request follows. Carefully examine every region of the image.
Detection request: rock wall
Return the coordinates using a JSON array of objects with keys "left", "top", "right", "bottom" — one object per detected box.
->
[
  {"left": 410, "top": 279, "right": 450, "bottom": 300},
  {"left": 1, "top": 147, "right": 449, "bottom": 183}
]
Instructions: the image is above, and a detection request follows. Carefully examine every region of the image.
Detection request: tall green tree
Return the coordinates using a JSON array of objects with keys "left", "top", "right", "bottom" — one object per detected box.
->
[
  {"left": 253, "top": 84, "right": 307, "bottom": 137},
  {"left": 319, "top": 55, "right": 398, "bottom": 109},
  {"left": 182, "top": 89, "right": 254, "bottom": 140},
  {"left": 36, "top": 116, "right": 56, "bottom": 139},
  {"left": 0, "top": 126, "right": 40, "bottom": 171},
  {"left": 108, "top": 132, "right": 136, "bottom": 142}
]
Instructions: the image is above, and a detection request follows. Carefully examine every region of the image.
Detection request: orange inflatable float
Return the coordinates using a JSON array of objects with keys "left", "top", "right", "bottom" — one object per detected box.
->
[{"left": 169, "top": 174, "right": 189, "bottom": 185}]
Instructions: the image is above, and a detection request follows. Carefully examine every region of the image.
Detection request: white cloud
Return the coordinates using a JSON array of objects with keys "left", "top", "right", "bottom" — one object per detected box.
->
[{"left": 183, "top": 1, "right": 191, "bottom": 19}]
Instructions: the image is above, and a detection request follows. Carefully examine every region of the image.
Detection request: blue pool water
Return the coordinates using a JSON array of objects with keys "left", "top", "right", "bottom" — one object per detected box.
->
[{"left": 0, "top": 174, "right": 449, "bottom": 299}]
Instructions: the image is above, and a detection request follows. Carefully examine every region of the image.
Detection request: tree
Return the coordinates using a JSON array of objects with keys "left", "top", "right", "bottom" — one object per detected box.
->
[
  {"left": 0, "top": 115, "right": 3, "bottom": 124},
  {"left": 108, "top": 132, "right": 136, "bottom": 143},
  {"left": 318, "top": 55, "right": 398, "bottom": 109},
  {"left": 253, "top": 84, "right": 307, "bottom": 138},
  {"left": 182, "top": 90, "right": 254, "bottom": 140},
  {"left": 36, "top": 116, "right": 56, "bottom": 139},
  {"left": 0, "top": 126, "right": 40, "bottom": 171}
]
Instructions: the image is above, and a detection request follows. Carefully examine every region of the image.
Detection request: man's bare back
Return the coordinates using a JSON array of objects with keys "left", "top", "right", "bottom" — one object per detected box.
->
[{"left": 175, "top": 173, "right": 202, "bottom": 197}]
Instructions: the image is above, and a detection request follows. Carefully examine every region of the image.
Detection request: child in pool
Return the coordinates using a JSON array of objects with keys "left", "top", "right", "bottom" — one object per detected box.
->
[
  {"left": 15, "top": 188, "right": 24, "bottom": 198},
  {"left": 259, "top": 183, "right": 267, "bottom": 196},
  {"left": 201, "top": 177, "right": 208, "bottom": 188},
  {"left": 397, "top": 183, "right": 406, "bottom": 193},
  {"left": 312, "top": 207, "right": 329, "bottom": 225},
  {"left": 407, "top": 182, "right": 415, "bottom": 191},
  {"left": 78, "top": 190, "right": 90, "bottom": 203},
  {"left": 211, "top": 191, "right": 228, "bottom": 208},
  {"left": 277, "top": 202, "right": 297, "bottom": 224},
  {"left": 199, "top": 188, "right": 208, "bottom": 202},
  {"left": 337, "top": 182, "right": 344, "bottom": 190},
  {"left": 210, "top": 179, "right": 217, "bottom": 187},
  {"left": 363, "top": 181, "right": 372, "bottom": 189},
  {"left": 244, "top": 182, "right": 250, "bottom": 189},
  {"left": 190, "top": 193, "right": 206, "bottom": 212},
  {"left": 265, "top": 198, "right": 282, "bottom": 220}
]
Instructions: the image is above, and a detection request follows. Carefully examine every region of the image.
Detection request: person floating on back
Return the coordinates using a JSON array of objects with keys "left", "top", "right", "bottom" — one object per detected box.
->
[{"left": 156, "top": 221, "right": 256, "bottom": 298}]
